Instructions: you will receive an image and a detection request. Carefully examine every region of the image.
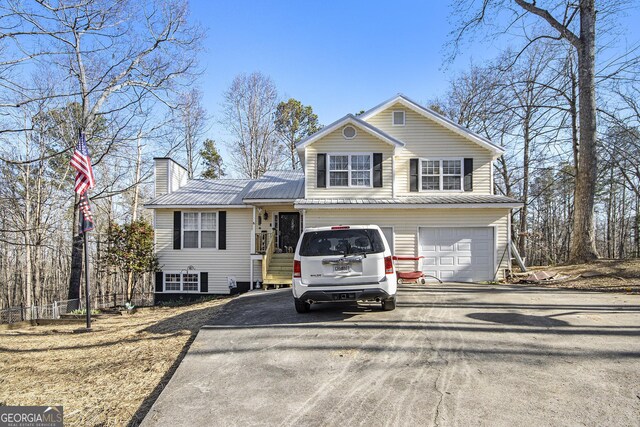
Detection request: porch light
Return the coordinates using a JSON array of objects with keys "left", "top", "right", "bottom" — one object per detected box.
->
[{"left": 263, "top": 212, "right": 269, "bottom": 220}]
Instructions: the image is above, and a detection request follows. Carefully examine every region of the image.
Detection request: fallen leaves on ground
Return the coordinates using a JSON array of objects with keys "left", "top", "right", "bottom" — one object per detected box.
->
[{"left": 0, "top": 296, "right": 233, "bottom": 426}]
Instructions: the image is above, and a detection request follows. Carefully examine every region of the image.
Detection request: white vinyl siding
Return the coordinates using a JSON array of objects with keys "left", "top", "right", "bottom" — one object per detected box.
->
[
  {"left": 170, "top": 162, "right": 187, "bottom": 193},
  {"left": 154, "top": 158, "right": 187, "bottom": 196},
  {"left": 304, "top": 208, "right": 510, "bottom": 281},
  {"left": 155, "top": 208, "right": 258, "bottom": 294},
  {"left": 155, "top": 158, "right": 169, "bottom": 196},
  {"left": 306, "top": 127, "right": 393, "bottom": 198},
  {"left": 365, "top": 105, "right": 493, "bottom": 195}
]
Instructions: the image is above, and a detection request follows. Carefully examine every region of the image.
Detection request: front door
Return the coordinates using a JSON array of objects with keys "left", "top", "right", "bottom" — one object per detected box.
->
[{"left": 279, "top": 212, "right": 300, "bottom": 251}]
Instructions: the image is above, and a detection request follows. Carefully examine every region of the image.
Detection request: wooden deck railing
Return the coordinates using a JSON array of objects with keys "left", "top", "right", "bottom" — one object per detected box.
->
[{"left": 261, "top": 231, "right": 276, "bottom": 280}]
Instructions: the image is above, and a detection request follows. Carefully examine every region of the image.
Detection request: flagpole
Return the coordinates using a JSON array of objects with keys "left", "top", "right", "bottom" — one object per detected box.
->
[{"left": 83, "top": 222, "right": 91, "bottom": 329}]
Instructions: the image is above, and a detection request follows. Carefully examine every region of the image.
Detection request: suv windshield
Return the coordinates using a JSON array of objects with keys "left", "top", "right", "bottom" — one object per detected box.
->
[{"left": 299, "top": 229, "right": 385, "bottom": 257}]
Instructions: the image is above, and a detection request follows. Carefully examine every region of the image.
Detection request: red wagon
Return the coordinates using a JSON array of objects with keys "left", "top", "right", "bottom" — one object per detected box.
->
[{"left": 392, "top": 255, "right": 442, "bottom": 284}]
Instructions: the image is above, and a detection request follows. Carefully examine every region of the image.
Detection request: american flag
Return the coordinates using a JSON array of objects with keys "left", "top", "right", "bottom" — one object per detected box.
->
[
  {"left": 78, "top": 191, "right": 94, "bottom": 234},
  {"left": 70, "top": 131, "right": 95, "bottom": 194}
]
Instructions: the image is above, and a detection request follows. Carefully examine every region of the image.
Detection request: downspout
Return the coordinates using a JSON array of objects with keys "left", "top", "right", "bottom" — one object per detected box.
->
[
  {"left": 507, "top": 211, "right": 512, "bottom": 279},
  {"left": 250, "top": 206, "right": 256, "bottom": 290},
  {"left": 391, "top": 152, "right": 396, "bottom": 198}
]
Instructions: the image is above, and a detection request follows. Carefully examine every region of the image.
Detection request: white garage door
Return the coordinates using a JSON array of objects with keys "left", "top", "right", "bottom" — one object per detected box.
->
[{"left": 418, "top": 227, "right": 494, "bottom": 282}]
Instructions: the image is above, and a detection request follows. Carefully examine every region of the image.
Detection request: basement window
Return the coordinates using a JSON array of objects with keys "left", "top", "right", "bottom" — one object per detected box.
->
[{"left": 164, "top": 271, "right": 200, "bottom": 292}]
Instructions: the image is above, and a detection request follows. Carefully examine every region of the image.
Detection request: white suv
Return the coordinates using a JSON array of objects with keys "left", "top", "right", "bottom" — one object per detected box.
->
[{"left": 292, "top": 225, "right": 397, "bottom": 313}]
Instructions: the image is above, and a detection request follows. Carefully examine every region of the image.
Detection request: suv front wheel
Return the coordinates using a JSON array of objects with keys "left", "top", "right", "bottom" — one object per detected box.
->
[
  {"left": 294, "top": 298, "right": 311, "bottom": 313},
  {"left": 382, "top": 296, "right": 396, "bottom": 311}
]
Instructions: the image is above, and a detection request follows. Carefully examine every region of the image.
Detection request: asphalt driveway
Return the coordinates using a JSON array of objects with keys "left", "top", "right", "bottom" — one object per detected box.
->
[{"left": 142, "top": 283, "right": 640, "bottom": 426}]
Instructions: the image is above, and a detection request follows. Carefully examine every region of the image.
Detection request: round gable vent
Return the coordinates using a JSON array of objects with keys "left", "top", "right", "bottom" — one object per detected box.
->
[{"left": 342, "top": 125, "right": 357, "bottom": 139}]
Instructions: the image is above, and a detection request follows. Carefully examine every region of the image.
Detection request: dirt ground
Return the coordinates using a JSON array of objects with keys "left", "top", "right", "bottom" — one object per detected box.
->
[
  {"left": 525, "top": 259, "right": 640, "bottom": 292},
  {"left": 0, "top": 296, "right": 232, "bottom": 426}
]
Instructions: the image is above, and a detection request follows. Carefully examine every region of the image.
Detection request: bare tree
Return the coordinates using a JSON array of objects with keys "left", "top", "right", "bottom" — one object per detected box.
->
[
  {"left": 221, "top": 72, "right": 282, "bottom": 178},
  {"left": 448, "top": 0, "right": 614, "bottom": 262},
  {"left": 0, "top": 0, "right": 202, "bottom": 301},
  {"left": 177, "top": 89, "right": 208, "bottom": 178}
]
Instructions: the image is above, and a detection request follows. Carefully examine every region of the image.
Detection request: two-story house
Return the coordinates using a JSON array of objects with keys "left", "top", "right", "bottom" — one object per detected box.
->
[{"left": 145, "top": 95, "right": 521, "bottom": 301}]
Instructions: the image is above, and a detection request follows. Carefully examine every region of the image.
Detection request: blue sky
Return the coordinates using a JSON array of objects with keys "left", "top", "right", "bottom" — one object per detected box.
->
[{"left": 190, "top": 0, "right": 639, "bottom": 165}]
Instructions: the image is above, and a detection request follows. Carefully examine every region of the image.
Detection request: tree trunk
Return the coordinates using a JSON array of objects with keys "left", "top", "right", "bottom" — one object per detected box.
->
[
  {"left": 518, "top": 114, "right": 531, "bottom": 261},
  {"left": 569, "top": 0, "right": 599, "bottom": 263},
  {"left": 126, "top": 139, "right": 142, "bottom": 302}
]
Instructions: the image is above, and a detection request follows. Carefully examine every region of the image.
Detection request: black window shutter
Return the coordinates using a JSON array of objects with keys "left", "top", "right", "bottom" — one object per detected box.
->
[
  {"left": 218, "top": 211, "right": 227, "bottom": 250},
  {"left": 200, "top": 272, "right": 208, "bottom": 292},
  {"left": 317, "top": 153, "right": 326, "bottom": 188},
  {"left": 464, "top": 158, "right": 473, "bottom": 191},
  {"left": 155, "top": 271, "right": 163, "bottom": 292},
  {"left": 173, "top": 211, "right": 181, "bottom": 249},
  {"left": 373, "top": 153, "right": 383, "bottom": 188},
  {"left": 409, "top": 158, "right": 419, "bottom": 192}
]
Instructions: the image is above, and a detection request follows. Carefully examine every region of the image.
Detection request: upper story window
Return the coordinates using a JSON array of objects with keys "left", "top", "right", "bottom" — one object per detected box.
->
[
  {"left": 328, "top": 153, "right": 371, "bottom": 187},
  {"left": 421, "top": 159, "right": 462, "bottom": 191},
  {"left": 183, "top": 212, "right": 217, "bottom": 249},
  {"left": 392, "top": 110, "right": 405, "bottom": 126}
]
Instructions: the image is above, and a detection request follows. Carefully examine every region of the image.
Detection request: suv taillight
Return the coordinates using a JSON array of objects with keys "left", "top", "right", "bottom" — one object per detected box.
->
[
  {"left": 384, "top": 256, "right": 394, "bottom": 274},
  {"left": 293, "top": 260, "right": 301, "bottom": 278}
]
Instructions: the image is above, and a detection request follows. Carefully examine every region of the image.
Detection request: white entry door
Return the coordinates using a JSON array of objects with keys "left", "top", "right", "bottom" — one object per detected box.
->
[{"left": 418, "top": 227, "right": 494, "bottom": 282}]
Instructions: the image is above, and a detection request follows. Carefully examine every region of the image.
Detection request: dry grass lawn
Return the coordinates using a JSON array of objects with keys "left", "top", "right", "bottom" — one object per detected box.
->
[
  {"left": 0, "top": 296, "right": 233, "bottom": 426},
  {"left": 526, "top": 259, "right": 640, "bottom": 292}
]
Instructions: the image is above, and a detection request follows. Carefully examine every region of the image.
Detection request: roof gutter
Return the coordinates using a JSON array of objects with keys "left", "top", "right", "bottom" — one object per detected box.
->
[
  {"left": 143, "top": 204, "right": 251, "bottom": 209},
  {"left": 294, "top": 202, "right": 523, "bottom": 210}
]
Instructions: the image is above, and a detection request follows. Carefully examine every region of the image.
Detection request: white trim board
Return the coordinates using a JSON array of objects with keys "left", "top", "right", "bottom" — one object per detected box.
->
[
  {"left": 294, "top": 203, "right": 523, "bottom": 210},
  {"left": 144, "top": 204, "right": 251, "bottom": 209}
]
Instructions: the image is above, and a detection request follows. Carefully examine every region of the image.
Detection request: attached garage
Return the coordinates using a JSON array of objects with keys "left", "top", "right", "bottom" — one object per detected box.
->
[
  {"left": 419, "top": 227, "right": 495, "bottom": 282},
  {"left": 301, "top": 207, "right": 514, "bottom": 281}
]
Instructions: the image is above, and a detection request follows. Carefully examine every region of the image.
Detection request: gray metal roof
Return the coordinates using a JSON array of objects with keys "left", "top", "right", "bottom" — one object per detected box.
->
[
  {"left": 145, "top": 179, "right": 252, "bottom": 207},
  {"left": 295, "top": 194, "right": 521, "bottom": 206},
  {"left": 243, "top": 170, "right": 305, "bottom": 200}
]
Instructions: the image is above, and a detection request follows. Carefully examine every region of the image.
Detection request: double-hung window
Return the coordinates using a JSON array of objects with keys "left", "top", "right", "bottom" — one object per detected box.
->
[
  {"left": 183, "top": 212, "right": 217, "bottom": 249},
  {"left": 328, "top": 154, "right": 372, "bottom": 187},
  {"left": 164, "top": 271, "right": 200, "bottom": 292},
  {"left": 420, "top": 159, "right": 463, "bottom": 191}
]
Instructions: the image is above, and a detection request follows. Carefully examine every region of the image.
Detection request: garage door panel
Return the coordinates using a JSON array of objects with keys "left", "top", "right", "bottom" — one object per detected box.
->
[
  {"left": 419, "top": 227, "right": 494, "bottom": 282},
  {"left": 458, "top": 256, "right": 472, "bottom": 266},
  {"left": 457, "top": 242, "right": 471, "bottom": 251},
  {"left": 474, "top": 242, "right": 491, "bottom": 251},
  {"left": 439, "top": 256, "right": 454, "bottom": 266},
  {"left": 423, "top": 257, "right": 437, "bottom": 266}
]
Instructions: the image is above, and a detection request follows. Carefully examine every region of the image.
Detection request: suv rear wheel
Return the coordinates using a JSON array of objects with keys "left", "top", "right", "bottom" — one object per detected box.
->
[
  {"left": 294, "top": 298, "right": 311, "bottom": 313},
  {"left": 382, "top": 296, "right": 396, "bottom": 311}
]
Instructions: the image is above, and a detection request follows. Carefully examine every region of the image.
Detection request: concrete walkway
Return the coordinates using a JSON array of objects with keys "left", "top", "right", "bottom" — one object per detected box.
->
[{"left": 142, "top": 283, "right": 640, "bottom": 426}]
